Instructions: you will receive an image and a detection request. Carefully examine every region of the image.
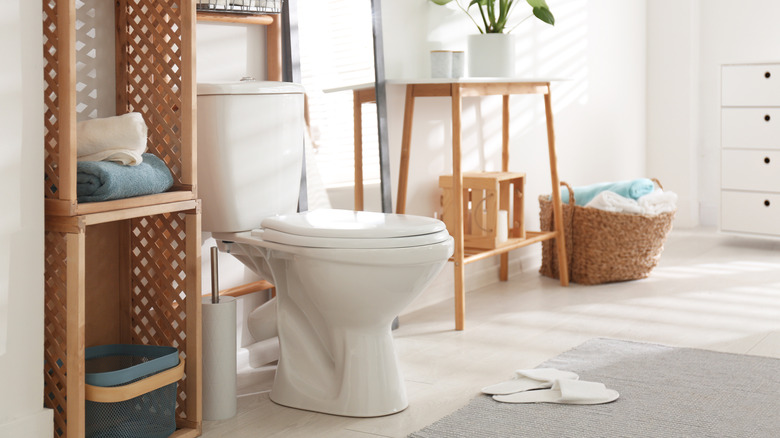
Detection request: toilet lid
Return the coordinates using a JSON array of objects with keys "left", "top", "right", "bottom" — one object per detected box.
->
[{"left": 257, "top": 209, "right": 450, "bottom": 249}]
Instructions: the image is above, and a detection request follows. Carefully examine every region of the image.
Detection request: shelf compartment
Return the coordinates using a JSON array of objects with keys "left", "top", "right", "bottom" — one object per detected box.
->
[
  {"left": 44, "top": 208, "right": 202, "bottom": 437},
  {"left": 460, "top": 231, "right": 557, "bottom": 264},
  {"left": 43, "top": 0, "right": 197, "bottom": 217}
]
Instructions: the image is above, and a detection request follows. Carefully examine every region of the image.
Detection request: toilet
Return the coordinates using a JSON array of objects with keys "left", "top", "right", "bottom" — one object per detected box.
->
[{"left": 197, "top": 81, "right": 454, "bottom": 417}]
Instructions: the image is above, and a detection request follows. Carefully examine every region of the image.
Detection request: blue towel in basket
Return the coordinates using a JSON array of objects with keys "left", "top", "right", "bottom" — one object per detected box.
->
[
  {"left": 560, "top": 178, "right": 656, "bottom": 206},
  {"left": 77, "top": 153, "right": 174, "bottom": 203}
]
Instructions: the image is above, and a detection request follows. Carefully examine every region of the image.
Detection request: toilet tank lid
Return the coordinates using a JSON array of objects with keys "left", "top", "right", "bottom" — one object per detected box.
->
[
  {"left": 197, "top": 81, "right": 305, "bottom": 96},
  {"left": 261, "top": 209, "right": 447, "bottom": 239}
]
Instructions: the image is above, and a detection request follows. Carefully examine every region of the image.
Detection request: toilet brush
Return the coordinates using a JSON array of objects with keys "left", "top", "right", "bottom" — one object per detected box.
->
[{"left": 202, "top": 247, "right": 237, "bottom": 420}]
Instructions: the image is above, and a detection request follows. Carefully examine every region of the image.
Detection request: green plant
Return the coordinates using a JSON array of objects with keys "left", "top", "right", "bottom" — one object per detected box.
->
[{"left": 431, "top": 0, "right": 555, "bottom": 34}]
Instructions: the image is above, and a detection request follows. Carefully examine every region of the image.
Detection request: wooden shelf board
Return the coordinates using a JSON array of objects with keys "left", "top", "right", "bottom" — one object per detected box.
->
[
  {"left": 46, "top": 189, "right": 197, "bottom": 217},
  {"left": 197, "top": 11, "right": 274, "bottom": 25},
  {"left": 457, "top": 230, "right": 558, "bottom": 265},
  {"left": 46, "top": 199, "right": 200, "bottom": 233}
]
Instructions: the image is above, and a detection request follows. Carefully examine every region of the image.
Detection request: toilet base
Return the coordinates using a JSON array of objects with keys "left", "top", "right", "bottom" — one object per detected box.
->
[{"left": 269, "top": 326, "right": 409, "bottom": 417}]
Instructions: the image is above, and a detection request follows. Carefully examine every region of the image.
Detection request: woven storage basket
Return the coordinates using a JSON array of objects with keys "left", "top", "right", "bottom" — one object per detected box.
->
[
  {"left": 539, "top": 180, "right": 675, "bottom": 285},
  {"left": 84, "top": 344, "right": 184, "bottom": 438}
]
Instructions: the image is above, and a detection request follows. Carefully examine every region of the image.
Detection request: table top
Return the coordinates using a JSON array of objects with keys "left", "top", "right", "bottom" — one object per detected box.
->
[
  {"left": 386, "top": 77, "right": 564, "bottom": 85},
  {"left": 322, "top": 82, "right": 375, "bottom": 93}
]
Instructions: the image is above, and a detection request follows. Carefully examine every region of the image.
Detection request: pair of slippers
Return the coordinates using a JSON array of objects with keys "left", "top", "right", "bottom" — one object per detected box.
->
[{"left": 481, "top": 368, "right": 619, "bottom": 405}]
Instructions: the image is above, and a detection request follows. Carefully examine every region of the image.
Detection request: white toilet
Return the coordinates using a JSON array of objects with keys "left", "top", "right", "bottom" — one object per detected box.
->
[{"left": 197, "top": 81, "right": 454, "bottom": 417}]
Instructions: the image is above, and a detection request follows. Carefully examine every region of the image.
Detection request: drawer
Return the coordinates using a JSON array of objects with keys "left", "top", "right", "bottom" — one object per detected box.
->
[
  {"left": 721, "top": 149, "right": 780, "bottom": 191},
  {"left": 722, "top": 108, "right": 780, "bottom": 149},
  {"left": 722, "top": 64, "right": 780, "bottom": 106},
  {"left": 721, "top": 191, "right": 780, "bottom": 236}
]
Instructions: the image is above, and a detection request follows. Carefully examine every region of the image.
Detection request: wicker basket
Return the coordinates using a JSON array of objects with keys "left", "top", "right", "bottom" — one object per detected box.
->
[{"left": 539, "top": 180, "right": 675, "bottom": 285}]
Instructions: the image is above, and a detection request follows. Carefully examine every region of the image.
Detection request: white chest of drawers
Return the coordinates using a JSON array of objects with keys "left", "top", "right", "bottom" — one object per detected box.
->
[{"left": 721, "top": 63, "right": 780, "bottom": 237}]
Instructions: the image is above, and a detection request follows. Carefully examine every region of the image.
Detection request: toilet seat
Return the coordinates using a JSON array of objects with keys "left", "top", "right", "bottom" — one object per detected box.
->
[{"left": 255, "top": 209, "right": 450, "bottom": 249}]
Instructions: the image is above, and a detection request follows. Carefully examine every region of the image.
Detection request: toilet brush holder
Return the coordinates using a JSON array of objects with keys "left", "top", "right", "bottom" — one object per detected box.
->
[
  {"left": 202, "top": 247, "right": 237, "bottom": 420},
  {"left": 202, "top": 296, "right": 237, "bottom": 420}
]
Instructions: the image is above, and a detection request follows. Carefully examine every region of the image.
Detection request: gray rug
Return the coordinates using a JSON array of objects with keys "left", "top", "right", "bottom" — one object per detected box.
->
[{"left": 410, "top": 338, "right": 780, "bottom": 438}]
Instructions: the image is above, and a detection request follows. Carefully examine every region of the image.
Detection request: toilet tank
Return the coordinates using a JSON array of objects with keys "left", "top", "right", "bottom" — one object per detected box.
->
[{"left": 197, "top": 81, "right": 305, "bottom": 233}]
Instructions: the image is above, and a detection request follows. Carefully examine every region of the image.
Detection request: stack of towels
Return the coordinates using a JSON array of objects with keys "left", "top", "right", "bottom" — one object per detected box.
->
[
  {"left": 558, "top": 178, "right": 677, "bottom": 215},
  {"left": 76, "top": 113, "right": 173, "bottom": 203}
]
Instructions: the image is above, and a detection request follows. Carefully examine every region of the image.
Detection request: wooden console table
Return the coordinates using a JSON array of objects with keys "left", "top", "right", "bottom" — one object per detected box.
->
[{"left": 388, "top": 78, "right": 569, "bottom": 330}]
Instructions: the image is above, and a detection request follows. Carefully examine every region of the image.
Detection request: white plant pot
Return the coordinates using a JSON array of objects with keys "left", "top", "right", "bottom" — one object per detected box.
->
[{"left": 467, "top": 33, "right": 516, "bottom": 78}]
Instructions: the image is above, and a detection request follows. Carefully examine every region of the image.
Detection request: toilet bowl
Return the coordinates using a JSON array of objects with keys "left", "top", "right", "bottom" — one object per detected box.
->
[
  {"left": 198, "top": 81, "right": 454, "bottom": 417},
  {"left": 214, "top": 209, "right": 452, "bottom": 416}
]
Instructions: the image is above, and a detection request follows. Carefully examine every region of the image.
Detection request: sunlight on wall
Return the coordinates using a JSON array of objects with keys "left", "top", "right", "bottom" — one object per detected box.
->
[
  {"left": 298, "top": 0, "right": 379, "bottom": 188},
  {"left": 0, "top": 1, "right": 24, "bottom": 358},
  {"left": 400, "top": 0, "right": 592, "bottom": 224},
  {"left": 75, "top": 0, "right": 116, "bottom": 120}
]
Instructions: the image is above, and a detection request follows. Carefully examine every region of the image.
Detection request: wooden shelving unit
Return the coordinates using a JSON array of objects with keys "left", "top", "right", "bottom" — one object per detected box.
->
[
  {"left": 196, "top": 10, "right": 283, "bottom": 81},
  {"left": 42, "top": 1, "right": 201, "bottom": 437}
]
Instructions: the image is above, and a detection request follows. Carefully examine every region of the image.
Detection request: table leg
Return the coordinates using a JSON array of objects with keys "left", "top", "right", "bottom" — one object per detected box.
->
[
  {"left": 500, "top": 94, "right": 510, "bottom": 281},
  {"left": 396, "top": 85, "right": 415, "bottom": 214},
  {"left": 451, "top": 84, "right": 466, "bottom": 331},
  {"left": 544, "top": 90, "right": 569, "bottom": 286},
  {"left": 353, "top": 89, "right": 364, "bottom": 211}
]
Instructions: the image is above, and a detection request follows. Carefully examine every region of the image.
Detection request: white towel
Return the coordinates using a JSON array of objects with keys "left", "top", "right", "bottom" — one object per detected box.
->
[
  {"left": 638, "top": 189, "right": 678, "bottom": 215},
  {"left": 585, "top": 190, "right": 644, "bottom": 214},
  {"left": 77, "top": 112, "right": 148, "bottom": 166}
]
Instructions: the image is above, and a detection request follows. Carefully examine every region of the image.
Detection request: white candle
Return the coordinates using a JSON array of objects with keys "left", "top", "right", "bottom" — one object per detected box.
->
[{"left": 497, "top": 210, "right": 509, "bottom": 243}]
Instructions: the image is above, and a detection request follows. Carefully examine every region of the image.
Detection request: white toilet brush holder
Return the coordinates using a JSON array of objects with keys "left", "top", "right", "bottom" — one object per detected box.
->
[{"left": 202, "top": 248, "right": 238, "bottom": 421}]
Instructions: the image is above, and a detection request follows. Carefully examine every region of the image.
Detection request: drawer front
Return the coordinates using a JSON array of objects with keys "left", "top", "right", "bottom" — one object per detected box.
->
[
  {"left": 722, "top": 149, "right": 780, "bottom": 191},
  {"left": 722, "top": 108, "right": 780, "bottom": 149},
  {"left": 721, "top": 191, "right": 780, "bottom": 235},
  {"left": 722, "top": 64, "right": 780, "bottom": 106}
]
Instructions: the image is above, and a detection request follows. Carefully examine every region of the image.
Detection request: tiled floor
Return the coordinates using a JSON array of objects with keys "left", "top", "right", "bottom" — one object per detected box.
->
[{"left": 201, "top": 228, "right": 780, "bottom": 437}]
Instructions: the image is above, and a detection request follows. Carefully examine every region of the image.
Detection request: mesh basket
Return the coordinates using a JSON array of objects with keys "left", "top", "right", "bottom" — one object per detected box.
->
[
  {"left": 539, "top": 180, "right": 675, "bottom": 285},
  {"left": 196, "top": 0, "right": 283, "bottom": 14},
  {"left": 85, "top": 344, "right": 184, "bottom": 438}
]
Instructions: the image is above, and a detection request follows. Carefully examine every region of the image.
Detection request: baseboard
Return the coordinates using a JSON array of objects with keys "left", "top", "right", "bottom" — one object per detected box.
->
[
  {"left": 0, "top": 408, "right": 52, "bottom": 438},
  {"left": 403, "top": 246, "right": 540, "bottom": 316}
]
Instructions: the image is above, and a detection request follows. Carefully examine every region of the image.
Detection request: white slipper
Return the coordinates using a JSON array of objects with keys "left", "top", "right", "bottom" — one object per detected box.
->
[
  {"left": 492, "top": 379, "right": 619, "bottom": 405},
  {"left": 481, "top": 368, "right": 580, "bottom": 395}
]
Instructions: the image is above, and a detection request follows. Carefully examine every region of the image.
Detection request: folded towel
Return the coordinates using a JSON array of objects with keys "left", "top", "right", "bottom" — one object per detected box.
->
[
  {"left": 77, "top": 153, "right": 173, "bottom": 203},
  {"left": 77, "top": 112, "right": 148, "bottom": 165},
  {"left": 638, "top": 189, "right": 678, "bottom": 215},
  {"left": 560, "top": 178, "right": 655, "bottom": 206},
  {"left": 585, "top": 190, "right": 644, "bottom": 214}
]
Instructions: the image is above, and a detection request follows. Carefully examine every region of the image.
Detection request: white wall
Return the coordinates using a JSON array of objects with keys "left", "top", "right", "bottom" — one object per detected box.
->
[
  {"left": 646, "top": 0, "right": 700, "bottom": 228},
  {"left": 697, "top": 0, "right": 780, "bottom": 226},
  {"left": 381, "top": 0, "right": 648, "bottom": 308},
  {"left": 647, "top": 0, "right": 780, "bottom": 228},
  {"left": 0, "top": 0, "right": 53, "bottom": 436}
]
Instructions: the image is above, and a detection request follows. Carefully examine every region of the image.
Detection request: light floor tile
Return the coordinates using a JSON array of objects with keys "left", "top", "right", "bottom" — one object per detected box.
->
[{"left": 201, "top": 228, "right": 780, "bottom": 438}]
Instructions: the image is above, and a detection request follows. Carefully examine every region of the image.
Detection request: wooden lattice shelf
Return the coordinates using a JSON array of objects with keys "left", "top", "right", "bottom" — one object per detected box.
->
[
  {"left": 44, "top": 0, "right": 197, "bottom": 217},
  {"left": 42, "top": 1, "right": 201, "bottom": 437}
]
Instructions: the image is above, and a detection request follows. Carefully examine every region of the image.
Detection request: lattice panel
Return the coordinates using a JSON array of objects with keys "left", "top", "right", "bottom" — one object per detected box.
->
[
  {"left": 118, "top": 0, "right": 184, "bottom": 184},
  {"left": 44, "top": 231, "right": 69, "bottom": 437},
  {"left": 43, "top": 0, "right": 61, "bottom": 199},
  {"left": 130, "top": 212, "right": 189, "bottom": 418}
]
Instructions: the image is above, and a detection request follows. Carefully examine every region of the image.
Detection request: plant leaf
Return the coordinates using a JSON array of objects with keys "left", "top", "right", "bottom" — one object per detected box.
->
[
  {"left": 526, "top": 0, "right": 549, "bottom": 8},
  {"left": 431, "top": 0, "right": 454, "bottom": 4},
  {"left": 532, "top": 6, "right": 555, "bottom": 25},
  {"left": 469, "top": 0, "right": 489, "bottom": 7}
]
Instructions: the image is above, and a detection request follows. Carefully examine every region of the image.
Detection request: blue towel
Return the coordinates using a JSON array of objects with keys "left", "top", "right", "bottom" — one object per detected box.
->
[
  {"left": 559, "top": 178, "right": 656, "bottom": 206},
  {"left": 77, "top": 153, "right": 174, "bottom": 203}
]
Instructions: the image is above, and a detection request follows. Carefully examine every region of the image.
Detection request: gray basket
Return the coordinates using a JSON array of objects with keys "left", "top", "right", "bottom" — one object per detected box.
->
[{"left": 84, "top": 344, "right": 183, "bottom": 438}]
